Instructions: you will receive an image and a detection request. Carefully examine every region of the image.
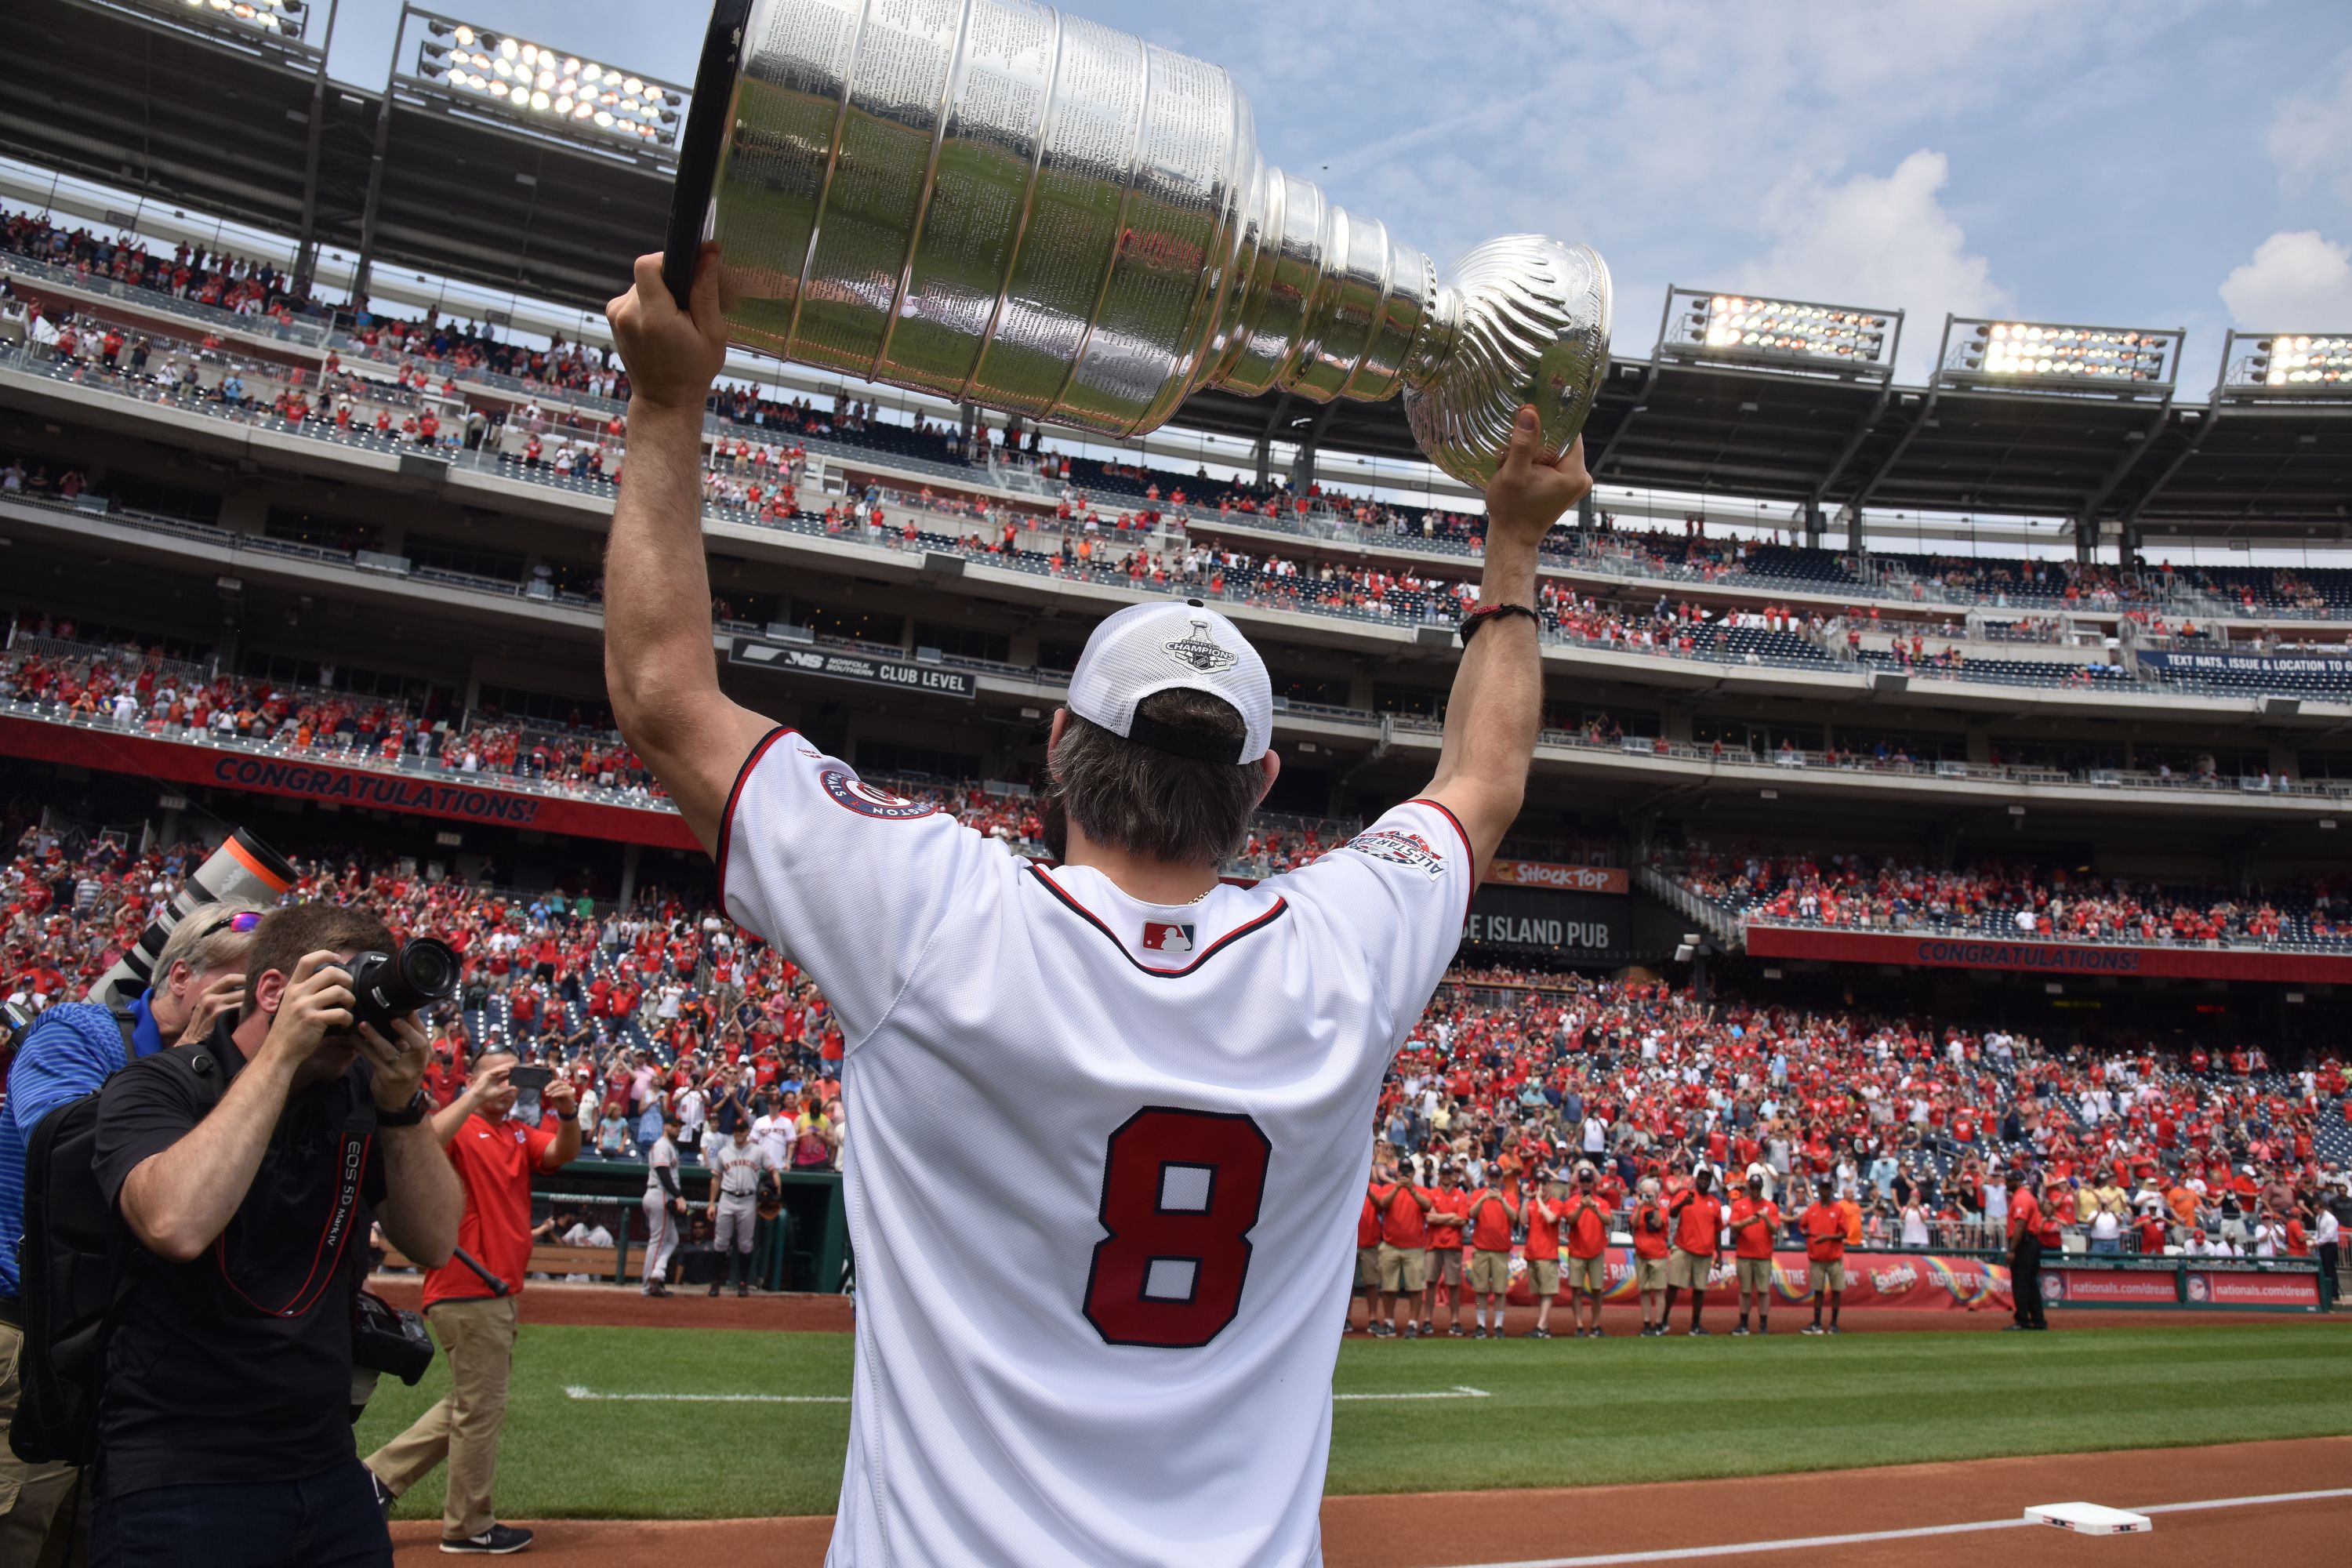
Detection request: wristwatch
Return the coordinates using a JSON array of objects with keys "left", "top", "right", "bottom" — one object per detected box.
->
[{"left": 376, "top": 1090, "right": 430, "bottom": 1127}]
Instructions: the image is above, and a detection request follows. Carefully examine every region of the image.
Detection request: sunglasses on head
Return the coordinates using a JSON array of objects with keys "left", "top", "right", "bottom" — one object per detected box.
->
[{"left": 201, "top": 909, "right": 263, "bottom": 938}]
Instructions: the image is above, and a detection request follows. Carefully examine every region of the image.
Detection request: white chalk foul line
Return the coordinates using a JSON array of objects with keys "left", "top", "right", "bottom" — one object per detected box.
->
[
  {"left": 1441, "top": 1486, "right": 2352, "bottom": 1568},
  {"left": 564, "top": 1384, "right": 1491, "bottom": 1406},
  {"left": 564, "top": 1385, "right": 850, "bottom": 1404}
]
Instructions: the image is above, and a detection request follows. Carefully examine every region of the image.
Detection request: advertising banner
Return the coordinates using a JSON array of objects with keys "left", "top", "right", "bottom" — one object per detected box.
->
[
  {"left": 2138, "top": 650, "right": 2352, "bottom": 677},
  {"left": 1742, "top": 922, "right": 2352, "bottom": 985},
  {"left": 2040, "top": 1266, "right": 2180, "bottom": 1308},
  {"left": 1483, "top": 860, "right": 1628, "bottom": 894},
  {"left": 0, "top": 714, "right": 702, "bottom": 851},
  {"left": 728, "top": 637, "right": 978, "bottom": 699},
  {"left": 1492, "top": 1247, "right": 2013, "bottom": 1311},
  {"left": 1463, "top": 885, "right": 1628, "bottom": 956},
  {"left": 2187, "top": 1269, "right": 2323, "bottom": 1311}
]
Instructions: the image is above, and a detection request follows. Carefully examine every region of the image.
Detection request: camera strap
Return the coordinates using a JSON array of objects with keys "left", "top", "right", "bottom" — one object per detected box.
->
[{"left": 212, "top": 1098, "right": 376, "bottom": 1321}]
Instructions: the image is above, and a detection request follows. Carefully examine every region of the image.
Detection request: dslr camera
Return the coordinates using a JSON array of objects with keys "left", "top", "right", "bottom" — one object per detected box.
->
[{"left": 344, "top": 938, "right": 461, "bottom": 1032}]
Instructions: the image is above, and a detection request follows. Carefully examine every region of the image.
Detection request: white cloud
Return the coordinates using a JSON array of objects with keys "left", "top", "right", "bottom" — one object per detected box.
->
[
  {"left": 2269, "top": 56, "right": 2352, "bottom": 205},
  {"left": 1737, "top": 151, "right": 2009, "bottom": 379},
  {"left": 2219, "top": 231, "right": 2352, "bottom": 328}
]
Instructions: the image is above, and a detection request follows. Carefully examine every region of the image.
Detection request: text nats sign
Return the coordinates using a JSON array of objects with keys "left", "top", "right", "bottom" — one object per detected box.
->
[
  {"left": 2138, "top": 649, "right": 2352, "bottom": 677},
  {"left": 1483, "top": 860, "right": 1628, "bottom": 894},
  {"left": 728, "top": 637, "right": 977, "bottom": 699}
]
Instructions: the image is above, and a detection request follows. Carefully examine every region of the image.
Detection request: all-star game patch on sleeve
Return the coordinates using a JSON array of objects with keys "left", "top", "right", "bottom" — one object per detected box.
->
[
  {"left": 717, "top": 728, "right": 995, "bottom": 1046},
  {"left": 1276, "top": 797, "right": 1475, "bottom": 1043}
]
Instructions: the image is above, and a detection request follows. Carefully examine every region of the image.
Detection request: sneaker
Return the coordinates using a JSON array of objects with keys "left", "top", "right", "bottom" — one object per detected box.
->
[
  {"left": 641, "top": 1283, "right": 670, "bottom": 1298},
  {"left": 1802, "top": 1323, "right": 1824, "bottom": 1335},
  {"left": 1399, "top": 1323, "right": 1417, "bottom": 1339},
  {"left": 1730, "top": 1324, "right": 1751, "bottom": 1337},
  {"left": 369, "top": 1470, "right": 397, "bottom": 1520},
  {"left": 1420, "top": 1320, "right": 1435, "bottom": 1337},
  {"left": 1446, "top": 1324, "right": 1465, "bottom": 1338},
  {"left": 1687, "top": 1325, "right": 1709, "bottom": 1336},
  {"left": 1529, "top": 1327, "right": 1552, "bottom": 1339},
  {"left": 442, "top": 1523, "right": 534, "bottom": 1555},
  {"left": 1471, "top": 1326, "right": 1486, "bottom": 1339},
  {"left": 736, "top": 1283, "right": 750, "bottom": 1298},
  {"left": 1585, "top": 1327, "right": 1603, "bottom": 1338},
  {"left": 707, "top": 1283, "right": 721, "bottom": 1298},
  {"left": 2002, "top": 1323, "right": 2031, "bottom": 1332},
  {"left": 1755, "top": 1324, "right": 1768, "bottom": 1336},
  {"left": 1826, "top": 1324, "right": 1842, "bottom": 1335}
]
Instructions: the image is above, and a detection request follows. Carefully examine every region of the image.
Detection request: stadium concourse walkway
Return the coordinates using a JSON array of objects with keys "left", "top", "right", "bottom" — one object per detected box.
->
[{"left": 386, "top": 1436, "right": 2352, "bottom": 1566}]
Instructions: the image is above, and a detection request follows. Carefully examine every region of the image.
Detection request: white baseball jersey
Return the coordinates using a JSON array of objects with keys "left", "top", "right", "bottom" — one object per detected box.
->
[{"left": 720, "top": 730, "right": 1471, "bottom": 1567}]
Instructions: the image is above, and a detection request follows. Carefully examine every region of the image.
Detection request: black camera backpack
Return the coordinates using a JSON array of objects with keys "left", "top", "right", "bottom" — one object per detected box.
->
[{"left": 10, "top": 1025, "right": 225, "bottom": 1466}]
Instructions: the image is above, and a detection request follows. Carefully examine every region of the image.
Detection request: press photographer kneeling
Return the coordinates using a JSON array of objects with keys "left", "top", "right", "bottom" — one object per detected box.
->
[{"left": 90, "top": 905, "right": 462, "bottom": 1566}]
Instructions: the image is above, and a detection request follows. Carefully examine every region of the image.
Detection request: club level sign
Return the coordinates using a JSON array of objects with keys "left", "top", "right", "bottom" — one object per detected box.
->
[{"left": 728, "top": 638, "right": 978, "bottom": 700}]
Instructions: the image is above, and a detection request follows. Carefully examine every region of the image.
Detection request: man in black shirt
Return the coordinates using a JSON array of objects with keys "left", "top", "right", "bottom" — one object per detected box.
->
[{"left": 91, "top": 903, "right": 462, "bottom": 1567}]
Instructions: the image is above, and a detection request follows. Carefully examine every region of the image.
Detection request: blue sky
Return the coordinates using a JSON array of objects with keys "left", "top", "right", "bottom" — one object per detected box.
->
[{"left": 324, "top": 0, "right": 2352, "bottom": 387}]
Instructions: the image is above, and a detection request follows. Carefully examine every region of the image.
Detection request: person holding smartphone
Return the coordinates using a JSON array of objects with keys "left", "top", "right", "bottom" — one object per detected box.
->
[{"left": 364, "top": 1047, "right": 580, "bottom": 1555}]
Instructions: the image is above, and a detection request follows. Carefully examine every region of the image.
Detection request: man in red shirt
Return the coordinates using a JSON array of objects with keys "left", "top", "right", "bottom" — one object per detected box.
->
[
  {"left": 1367, "top": 1155, "right": 1434, "bottom": 1339},
  {"left": 1632, "top": 1178, "right": 1671, "bottom": 1335},
  {"left": 1560, "top": 1163, "right": 1613, "bottom": 1338},
  {"left": 1465, "top": 1178, "right": 1521, "bottom": 1338},
  {"left": 1523, "top": 1174, "right": 1565, "bottom": 1339},
  {"left": 1352, "top": 1189, "right": 1382, "bottom": 1334},
  {"left": 1728, "top": 1172, "right": 1782, "bottom": 1336},
  {"left": 2005, "top": 1171, "right": 2053, "bottom": 1331},
  {"left": 365, "top": 1052, "right": 582, "bottom": 1551},
  {"left": 1421, "top": 1165, "right": 1472, "bottom": 1338},
  {"left": 1801, "top": 1178, "right": 1849, "bottom": 1335},
  {"left": 1664, "top": 1166, "right": 1724, "bottom": 1334}
]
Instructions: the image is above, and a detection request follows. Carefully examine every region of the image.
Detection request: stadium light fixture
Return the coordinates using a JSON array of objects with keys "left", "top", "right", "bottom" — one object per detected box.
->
[
  {"left": 151, "top": 0, "right": 308, "bottom": 40},
  {"left": 1944, "top": 317, "right": 2181, "bottom": 391},
  {"left": 1661, "top": 286, "right": 1900, "bottom": 380},
  {"left": 2218, "top": 328, "right": 2352, "bottom": 399},
  {"left": 410, "top": 11, "right": 686, "bottom": 152}
]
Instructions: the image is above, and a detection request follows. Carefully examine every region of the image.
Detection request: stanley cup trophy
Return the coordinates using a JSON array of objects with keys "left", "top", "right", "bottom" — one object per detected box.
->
[{"left": 664, "top": 0, "right": 1610, "bottom": 487}]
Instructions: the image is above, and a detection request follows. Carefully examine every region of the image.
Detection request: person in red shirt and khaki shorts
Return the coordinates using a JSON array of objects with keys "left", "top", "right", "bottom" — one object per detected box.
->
[
  {"left": 1727, "top": 1171, "right": 1781, "bottom": 1336},
  {"left": 1421, "top": 1165, "right": 1472, "bottom": 1337},
  {"left": 1352, "top": 1189, "right": 1382, "bottom": 1334},
  {"left": 1664, "top": 1166, "right": 1724, "bottom": 1335},
  {"left": 1367, "top": 1155, "right": 1434, "bottom": 1339},
  {"left": 365, "top": 1051, "right": 582, "bottom": 1552},
  {"left": 1560, "top": 1163, "right": 1613, "bottom": 1338},
  {"left": 1631, "top": 1178, "right": 1672, "bottom": 1335},
  {"left": 1465, "top": 1178, "right": 1522, "bottom": 1338},
  {"left": 1801, "top": 1178, "right": 1849, "bottom": 1335},
  {"left": 1522, "top": 1174, "right": 1565, "bottom": 1339}
]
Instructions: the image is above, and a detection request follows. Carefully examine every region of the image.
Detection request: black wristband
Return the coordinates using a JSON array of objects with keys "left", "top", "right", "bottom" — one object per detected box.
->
[
  {"left": 376, "top": 1091, "right": 430, "bottom": 1127},
  {"left": 1459, "top": 603, "right": 1540, "bottom": 646}
]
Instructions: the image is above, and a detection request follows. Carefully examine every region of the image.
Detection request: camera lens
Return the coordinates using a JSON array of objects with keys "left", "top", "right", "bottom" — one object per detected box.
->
[{"left": 401, "top": 939, "right": 454, "bottom": 996}]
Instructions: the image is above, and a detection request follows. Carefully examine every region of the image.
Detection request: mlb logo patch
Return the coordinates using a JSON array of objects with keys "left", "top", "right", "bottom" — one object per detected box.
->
[{"left": 1142, "top": 922, "right": 1196, "bottom": 954}]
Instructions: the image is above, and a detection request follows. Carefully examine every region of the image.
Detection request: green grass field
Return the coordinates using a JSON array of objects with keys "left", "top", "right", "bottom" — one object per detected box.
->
[{"left": 356, "top": 1323, "right": 2352, "bottom": 1522}]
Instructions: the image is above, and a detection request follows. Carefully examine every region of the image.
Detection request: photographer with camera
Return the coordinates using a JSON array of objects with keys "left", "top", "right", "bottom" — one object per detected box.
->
[
  {"left": 0, "top": 898, "right": 269, "bottom": 1563},
  {"left": 89, "top": 905, "right": 463, "bottom": 1567},
  {"left": 365, "top": 1048, "right": 579, "bottom": 1555}
]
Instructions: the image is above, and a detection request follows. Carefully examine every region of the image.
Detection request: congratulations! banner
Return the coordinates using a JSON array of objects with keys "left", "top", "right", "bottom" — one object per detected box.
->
[
  {"left": 0, "top": 714, "right": 702, "bottom": 851},
  {"left": 1495, "top": 1247, "right": 2013, "bottom": 1312},
  {"left": 1742, "top": 923, "right": 2352, "bottom": 984}
]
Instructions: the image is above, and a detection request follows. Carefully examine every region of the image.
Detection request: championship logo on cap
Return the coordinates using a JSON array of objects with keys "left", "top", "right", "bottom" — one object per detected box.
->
[
  {"left": 1142, "top": 922, "right": 1196, "bottom": 953},
  {"left": 1163, "top": 617, "right": 1239, "bottom": 674}
]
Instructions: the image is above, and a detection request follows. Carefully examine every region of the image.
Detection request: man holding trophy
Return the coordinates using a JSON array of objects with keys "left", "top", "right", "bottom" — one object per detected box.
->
[{"left": 599, "top": 0, "right": 1611, "bottom": 1559}]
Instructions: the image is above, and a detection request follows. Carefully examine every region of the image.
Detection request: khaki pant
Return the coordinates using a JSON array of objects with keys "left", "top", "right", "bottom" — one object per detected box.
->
[
  {"left": 365, "top": 1294, "right": 520, "bottom": 1540},
  {"left": 0, "top": 1320, "right": 85, "bottom": 1568}
]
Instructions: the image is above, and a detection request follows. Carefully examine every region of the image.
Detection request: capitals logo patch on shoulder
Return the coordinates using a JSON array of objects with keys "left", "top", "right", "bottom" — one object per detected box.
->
[
  {"left": 1343, "top": 828, "right": 1446, "bottom": 880},
  {"left": 818, "top": 768, "right": 938, "bottom": 821},
  {"left": 1141, "top": 921, "right": 1196, "bottom": 953}
]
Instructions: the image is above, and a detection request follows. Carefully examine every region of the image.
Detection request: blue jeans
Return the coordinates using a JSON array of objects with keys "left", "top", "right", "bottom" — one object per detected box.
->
[
  {"left": 94, "top": 1460, "right": 390, "bottom": 1567},
  {"left": 2089, "top": 1236, "right": 2121, "bottom": 1255}
]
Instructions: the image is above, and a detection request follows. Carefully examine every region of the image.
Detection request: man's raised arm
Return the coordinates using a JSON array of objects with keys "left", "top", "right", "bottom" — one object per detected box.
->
[
  {"left": 1421, "top": 408, "right": 1591, "bottom": 868},
  {"left": 603, "top": 243, "right": 775, "bottom": 855}
]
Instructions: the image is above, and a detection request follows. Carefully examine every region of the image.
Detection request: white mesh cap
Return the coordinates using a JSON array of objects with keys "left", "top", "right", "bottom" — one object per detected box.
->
[{"left": 1066, "top": 598, "right": 1273, "bottom": 764}]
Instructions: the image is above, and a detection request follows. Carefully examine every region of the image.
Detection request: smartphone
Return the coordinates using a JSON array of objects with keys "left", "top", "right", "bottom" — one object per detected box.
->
[{"left": 509, "top": 1065, "right": 554, "bottom": 1126}]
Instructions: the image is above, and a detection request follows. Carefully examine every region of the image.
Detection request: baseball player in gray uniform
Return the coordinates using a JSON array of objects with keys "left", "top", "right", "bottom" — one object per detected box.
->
[
  {"left": 641, "top": 1112, "right": 686, "bottom": 1297},
  {"left": 706, "top": 1121, "right": 778, "bottom": 1297}
]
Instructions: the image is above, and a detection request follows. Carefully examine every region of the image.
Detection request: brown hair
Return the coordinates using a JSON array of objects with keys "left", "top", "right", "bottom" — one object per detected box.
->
[
  {"left": 1046, "top": 688, "right": 1263, "bottom": 865},
  {"left": 238, "top": 903, "right": 397, "bottom": 1023}
]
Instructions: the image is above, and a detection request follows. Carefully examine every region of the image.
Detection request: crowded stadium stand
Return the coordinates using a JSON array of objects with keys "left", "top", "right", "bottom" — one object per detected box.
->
[{"left": 0, "top": 0, "right": 2347, "bottom": 1318}]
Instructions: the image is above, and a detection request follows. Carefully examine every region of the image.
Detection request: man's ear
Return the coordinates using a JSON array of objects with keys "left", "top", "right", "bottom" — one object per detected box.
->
[
  {"left": 249, "top": 966, "right": 292, "bottom": 1020},
  {"left": 1252, "top": 748, "right": 1281, "bottom": 808}
]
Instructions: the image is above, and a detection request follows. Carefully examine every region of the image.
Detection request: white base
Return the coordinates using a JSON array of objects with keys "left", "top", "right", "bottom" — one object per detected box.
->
[{"left": 2024, "top": 1501, "right": 2154, "bottom": 1534}]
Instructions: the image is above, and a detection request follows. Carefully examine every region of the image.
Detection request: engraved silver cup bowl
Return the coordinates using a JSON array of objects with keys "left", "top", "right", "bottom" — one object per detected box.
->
[{"left": 666, "top": 0, "right": 1611, "bottom": 488}]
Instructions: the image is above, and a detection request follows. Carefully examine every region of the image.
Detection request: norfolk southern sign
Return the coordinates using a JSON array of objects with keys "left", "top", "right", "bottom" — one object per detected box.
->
[
  {"left": 728, "top": 637, "right": 977, "bottom": 699},
  {"left": 1462, "top": 885, "right": 1627, "bottom": 955}
]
